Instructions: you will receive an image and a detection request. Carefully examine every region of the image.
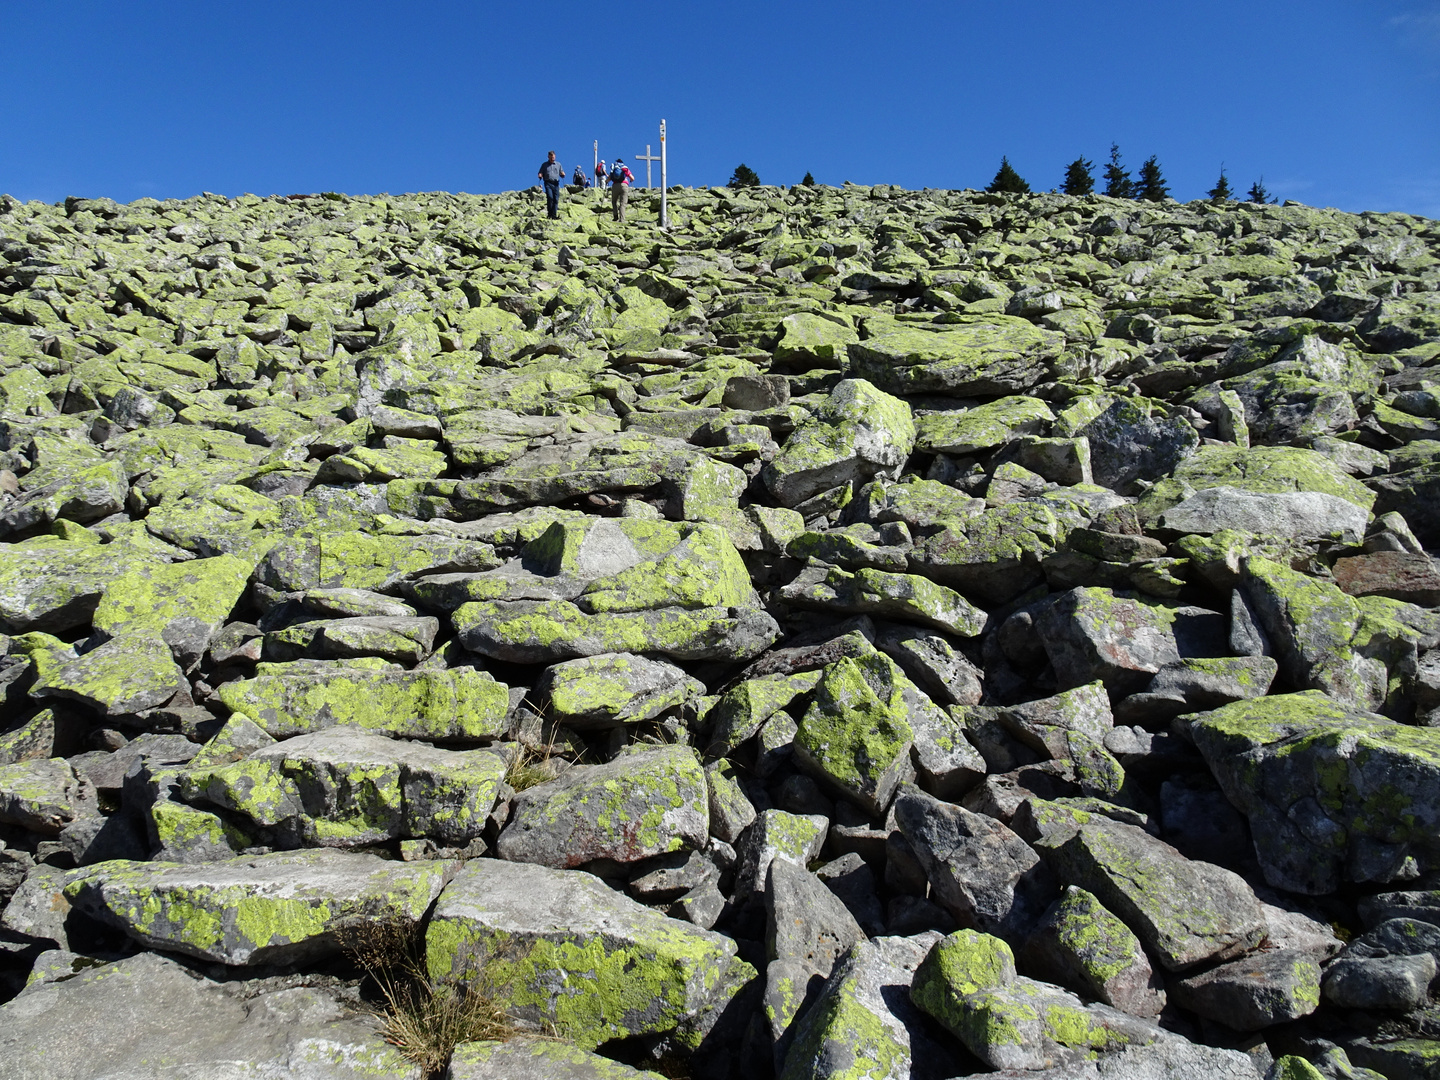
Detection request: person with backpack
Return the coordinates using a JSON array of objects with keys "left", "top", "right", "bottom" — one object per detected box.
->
[
  {"left": 572, "top": 165, "right": 588, "bottom": 189},
  {"left": 594, "top": 159, "right": 608, "bottom": 199},
  {"left": 608, "top": 158, "right": 635, "bottom": 223},
  {"left": 537, "top": 150, "right": 566, "bottom": 219}
]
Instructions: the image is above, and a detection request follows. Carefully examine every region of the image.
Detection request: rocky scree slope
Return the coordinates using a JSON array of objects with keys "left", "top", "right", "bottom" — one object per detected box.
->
[{"left": 0, "top": 182, "right": 1438, "bottom": 1079}]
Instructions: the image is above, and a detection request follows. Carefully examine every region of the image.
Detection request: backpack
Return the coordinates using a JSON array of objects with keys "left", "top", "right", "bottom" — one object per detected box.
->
[{"left": 609, "top": 163, "right": 626, "bottom": 184}]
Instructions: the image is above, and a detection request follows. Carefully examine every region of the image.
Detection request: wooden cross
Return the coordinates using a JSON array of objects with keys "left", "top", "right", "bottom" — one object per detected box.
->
[
  {"left": 660, "top": 120, "right": 668, "bottom": 229},
  {"left": 635, "top": 145, "right": 661, "bottom": 189}
]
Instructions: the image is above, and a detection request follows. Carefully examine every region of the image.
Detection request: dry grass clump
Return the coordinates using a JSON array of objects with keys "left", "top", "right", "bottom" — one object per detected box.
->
[
  {"left": 504, "top": 739, "right": 560, "bottom": 793},
  {"left": 339, "top": 920, "right": 520, "bottom": 1078}
]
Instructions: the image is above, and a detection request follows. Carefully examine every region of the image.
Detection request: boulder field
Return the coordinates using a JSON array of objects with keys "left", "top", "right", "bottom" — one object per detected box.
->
[{"left": 0, "top": 181, "right": 1438, "bottom": 1078}]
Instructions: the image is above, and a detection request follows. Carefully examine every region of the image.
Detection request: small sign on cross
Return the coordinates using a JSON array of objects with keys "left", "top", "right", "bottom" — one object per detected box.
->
[{"left": 635, "top": 145, "right": 661, "bottom": 190}]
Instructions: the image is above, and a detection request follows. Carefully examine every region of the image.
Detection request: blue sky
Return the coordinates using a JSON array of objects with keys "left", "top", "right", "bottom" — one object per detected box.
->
[{"left": 7, "top": 1, "right": 1439, "bottom": 216}]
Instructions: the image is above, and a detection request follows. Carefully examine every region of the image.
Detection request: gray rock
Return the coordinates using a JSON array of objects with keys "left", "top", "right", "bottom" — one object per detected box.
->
[
  {"left": 1323, "top": 952, "right": 1436, "bottom": 1010},
  {"left": 425, "top": 859, "right": 753, "bottom": 1051},
  {"left": 1031, "top": 813, "right": 1266, "bottom": 971},
  {"left": 0, "top": 951, "right": 421, "bottom": 1080},
  {"left": 0, "top": 757, "right": 96, "bottom": 835},
  {"left": 874, "top": 624, "right": 985, "bottom": 707},
  {"left": 497, "top": 744, "right": 708, "bottom": 869},
  {"left": 448, "top": 1039, "right": 664, "bottom": 1078},
  {"left": 1158, "top": 486, "right": 1370, "bottom": 543},
  {"left": 1168, "top": 948, "right": 1323, "bottom": 1031},
  {"left": 66, "top": 848, "right": 450, "bottom": 965},
  {"left": 536, "top": 651, "right": 700, "bottom": 729},
  {"left": 894, "top": 785, "right": 1058, "bottom": 945},
  {"left": 1191, "top": 692, "right": 1440, "bottom": 893},
  {"left": 32, "top": 633, "right": 187, "bottom": 717},
  {"left": 1022, "top": 886, "right": 1166, "bottom": 1017},
  {"left": 732, "top": 809, "right": 829, "bottom": 902}
]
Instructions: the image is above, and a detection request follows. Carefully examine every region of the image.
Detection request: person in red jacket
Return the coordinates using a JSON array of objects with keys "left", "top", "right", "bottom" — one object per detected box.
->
[{"left": 608, "top": 158, "right": 635, "bottom": 223}]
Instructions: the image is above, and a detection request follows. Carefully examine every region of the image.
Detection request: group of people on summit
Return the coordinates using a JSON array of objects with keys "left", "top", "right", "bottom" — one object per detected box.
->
[{"left": 536, "top": 150, "right": 635, "bottom": 223}]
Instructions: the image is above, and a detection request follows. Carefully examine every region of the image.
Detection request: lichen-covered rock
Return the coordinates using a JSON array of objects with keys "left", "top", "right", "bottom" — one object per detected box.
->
[
  {"left": 496, "top": 744, "right": 708, "bottom": 868},
  {"left": 0, "top": 540, "right": 169, "bottom": 634},
  {"left": 1168, "top": 947, "right": 1322, "bottom": 1030},
  {"left": 425, "top": 859, "right": 753, "bottom": 1051},
  {"left": 1031, "top": 810, "right": 1266, "bottom": 971},
  {"left": 763, "top": 378, "right": 916, "bottom": 505},
  {"left": 31, "top": 632, "right": 187, "bottom": 718},
  {"left": 447, "top": 1039, "right": 666, "bottom": 1079},
  {"left": 1021, "top": 886, "right": 1166, "bottom": 1017},
  {"left": 0, "top": 951, "right": 422, "bottom": 1080},
  {"left": 780, "top": 564, "right": 987, "bottom": 638},
  {"left": 216, "top": 663, "right": 510, "bottom": 739},
  {"left": 846, "top": 318, "right": 1065, "bottom": 397},
  {"left": 536, "top": 652, "right": 700, "bottom": 729},
  {"left": 0, "top": 758, "right": 95, "bottom": 835},
  {"left": 65, "top": 848, "right": 450, "bottom": 965},
  {"left": 181, "top": 727, "right": 506, "bottom": 846},
  {"left": 90, "top": 553, "right": 254, "bottom": 668},
  {"left": 1191, "top": 692, "right": 1440, "bottom": 893}
]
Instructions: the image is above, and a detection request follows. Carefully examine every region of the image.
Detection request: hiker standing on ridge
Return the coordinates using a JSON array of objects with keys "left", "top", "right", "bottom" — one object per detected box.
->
[
  {"left": 537, "top": 150, "right": 565, "bottom": 219},
  {"left": 595, "top": 159, "right": 608, "bottom": 200},
  {"left": 609, "top": 158, "right": 635, "bottom": 223}
]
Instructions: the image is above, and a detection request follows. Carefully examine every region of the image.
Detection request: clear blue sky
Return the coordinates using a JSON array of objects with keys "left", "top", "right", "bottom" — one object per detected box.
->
[{"left": 7, "top": 1, "right": 1439, "bottom": 216}]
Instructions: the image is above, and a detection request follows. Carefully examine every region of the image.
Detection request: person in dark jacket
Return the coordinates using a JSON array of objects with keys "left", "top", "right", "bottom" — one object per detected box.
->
[
  {"left": 609, "top": 158, "right": 635, "bottom": 223},
  {"left": 537, "top": 151, "right": 565, "bottom": 219}
]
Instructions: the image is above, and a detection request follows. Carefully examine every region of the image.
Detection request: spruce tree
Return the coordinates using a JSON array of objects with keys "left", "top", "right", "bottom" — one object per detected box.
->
[
  {"left": 1103, "top": 143, "right": 1134, "bottom": 199},
  {"left": 1062, "top": 157, "right": 1095, "bottom": 196},
  {"left": 1207, "top": 166, "right": 1233, "bottom": 203},
  {"left": 1137, "top": 155, "right": 1169, "bottom": 202},
  {"left": 728, "top": 164, "right": 760, "bottom": 189},
  {"left": 1247, "top": 177, "right": 1274, "bottom": 203},
  {"left": 801, "top": 171, "right": 816, "bottom": 187},
  {"left": 986, "top": 156, "right": 1031, "bottom": 195}
]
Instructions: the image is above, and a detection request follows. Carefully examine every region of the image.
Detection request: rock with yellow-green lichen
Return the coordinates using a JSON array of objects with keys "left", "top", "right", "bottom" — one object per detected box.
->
[
  {"left": 908, "top": 499, "right": 1070, "bottom": 604},
  {"left": 262, "top": 614, "right": 440, "bottom": 665},
  {"left": 1035, "top": 587, "right": 1228, "bottom": 695},
  {"left": 733, "top": 809, "right": 829, "bottom": 902},
  {"left": 763, "top": 378, "right": 916, "bottom": 506},
  {"left": 1157, "top": 485, "right": 1370, "bottom": 543},
  {"left": 705, "top": 670, "right": 822, "bottom": 757},
  {"left": 1241, "top": 556, "right": 1430, "bottom": 712},
  {"left": 762, "top": 857, "right": 866, "bottom": 1068},
  {"left": 147, "top": 798, "right": 253, "bottom": 863},
  {"left": 535, "top": 651, "right": 702, "bottom": 729},
  {"left": 0, "top": 459, "right": 129, "bottom": 539},
  {"left": 0, "top": 950, "right": 424, "bottom": 1080},
  {"left": 1031, "top": 812, "right": 1266, "bottom": 971},
  {"left": 1168, "top": 947, "right": 1323, "bottom": 1031},
  {"left": 1115, "top": 654, "right": 1278, "bottom": 725},
  {"left": 780, "top": 564, "right": 987, "bottom": 639},
  {"left": 425, "top": 859, "right": 754, "bottom": 1051},
  {"left": 447, "top": 1038, "right": 667, "bottom": 1079},
  {"left": 255, "top": 530, "right": 501, "bottom": 596},
  {"left": 1191, "top": 691, "right": 1440, "bottom": 894},
  {"left": 90, "top": 553, "right": 254, "bottom": 669},
  {"left": 792, "top": 651, "right": 916, "bottom": 816},
  {"left": 216, "top": 662, "right": 510, "bottom": 740},
  {"left": 913, "top": 396, "right": 1054, "bottom": 456},
  {"left": 31, "top": 633, "right": 187, "bottom": 718},
  {"left": 0, "top": 538, "right": 170, "bottom": 634},
  {"left": 64, "top": 848, "right": 451, "bottom": 965},
  {"left": 496, "top": 744, "right": 708, "bottom": 868},
  {"left": 779, "top": 933, "right": 970, "bottom": 1080},
  {"left": 180, "top": 727, "right": 506, "bottom": 847},
  {"left": 451, "top": 516, "right": 778, "bottom": 663},
  {"left": 0, "top": 758, "right": 96, "bottom": 836},
  {"left": 771, "top": 311, "right": 859, "bottom": 369},
  {"left": 1020, "top": 886, "right": 1166, "bottom": 1017},
  {"left": 894, "top": 785, "right": 1057, "bottom": 944},
  {"left": 846, "top": 317, "right": 1066, "bottom": 398}
]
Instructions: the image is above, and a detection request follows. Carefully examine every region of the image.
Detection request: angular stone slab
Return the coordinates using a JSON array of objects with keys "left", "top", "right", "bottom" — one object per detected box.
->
[
  {"left": 779, "top": 564, "right": 987, "bottom": 638},
  {"left": 32, "top": 633, "right": 187, "bottom": 717},
  {"left": 1168, "top": 948, "right": 1322, "bottom": 1031},
  {"left": 535, "top": 652, "right": 699, "bottom": 729},
  {"left": 216, "top": 663, "right": 510, "bottom": 740},
  {"left": 91, "top": 553, "right": 253, "bottom": 666},
  {"left": 0, "top": 540, "right": 168, "bottom": 635},
  {"left": 1157, "top": 486, "right": 1369, "bottom": 543},
  {"left": 846, "top": 319, "right": 1065, "bottom": 397},
  {"left": 425, "top": 859, "right": 754, "bottom": 1051},
  {"left": 1031, "top": 813, "right": 1266, "bottom": 971},
  {"left": 65, "top": 848, "right": 451, "bottom": 965},
  {"left": 256, "top": 530, "right": 501, "bottom": 593},
  {"left": 497, "top": 744, "right": 708, "bottom": 869},
  {"left": 895, "top": 786, "right": 1057, "bottom": 945},
  {"left": 448, "top": 1039, "right": 665, "bottom": 1079},
  {"left": 793, "top": 651, "right": 915, "bottom": 816},
  {"left": 182, "top": 727, "right": 506, "bottom": 846},
  {"left": 913, "top": 395, "right": 1053, "bottom": 455},
  {"left": 779, "top": 933, "right": 968, "bottom": 1080},
  {"left": 0, "top": 758, "right": 94, "bottom": 835},
  {"left": 1334, "top": 550, "right": 1440, "bottom": 606},
  {"left": 1191, "top": 691, "right": 1440, "bottom": 894},
  {"left": 0, "top": 951, "right": 421, "bottom": 1080},
  {"left": 763, "top": 378, "right": 915, "bottom": 505}
]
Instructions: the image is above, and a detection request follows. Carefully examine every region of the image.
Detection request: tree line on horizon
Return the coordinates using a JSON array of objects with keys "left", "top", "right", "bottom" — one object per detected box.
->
[
  {"left": 725, "top": 147, "right": 1277, "bottom": 205},
  {"left": 987, "top": 144, "right": 1276, "bottom": 204}
]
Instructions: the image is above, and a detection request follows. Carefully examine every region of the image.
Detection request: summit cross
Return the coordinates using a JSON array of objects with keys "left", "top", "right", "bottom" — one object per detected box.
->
[{"left": 635, "top": 145, "right": 661, "bottom": 189}]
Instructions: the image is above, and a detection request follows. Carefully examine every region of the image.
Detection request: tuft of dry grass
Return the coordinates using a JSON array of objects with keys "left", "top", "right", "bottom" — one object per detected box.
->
[
  {"left": 504, "top": 739, "right": 559, "bottom": 792},
  {"left": 339, "top": 921, "right": 521, "bottom": 1078}
]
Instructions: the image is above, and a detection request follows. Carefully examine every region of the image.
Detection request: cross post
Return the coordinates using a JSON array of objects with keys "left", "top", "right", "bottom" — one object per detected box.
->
[
  {"left": 660, "top": 120, "right": 668, "bottom": 229},
  {"left": 635, "top": 145, "right": 660, "bottom": 190}
]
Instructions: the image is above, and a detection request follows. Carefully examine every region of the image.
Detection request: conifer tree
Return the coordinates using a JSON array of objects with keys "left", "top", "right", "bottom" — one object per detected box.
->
[
  {"left": 801, "top": 172, "right": 816, "bottom": 187},
  {"left": 1247, "top": 177, "right": 1274, "bottom": 203},
  {"left": 1062, "top": 157, "right": 1095, "bottom": 196},
  {"left": 986, "top": 156, "right": 1031, "bottom": 195},
  {"left": 1103, "top": 143, "right": 1134, "bottom": 199},
  {"left": 728, "top": 164, "right": 760, "bottom": 189},
  {"left": 1137, "top": 155, "right": 1170, "bottom": 201},
  {"left": 1207, "top": 166, "right": 1233, "bottom": 202}
]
